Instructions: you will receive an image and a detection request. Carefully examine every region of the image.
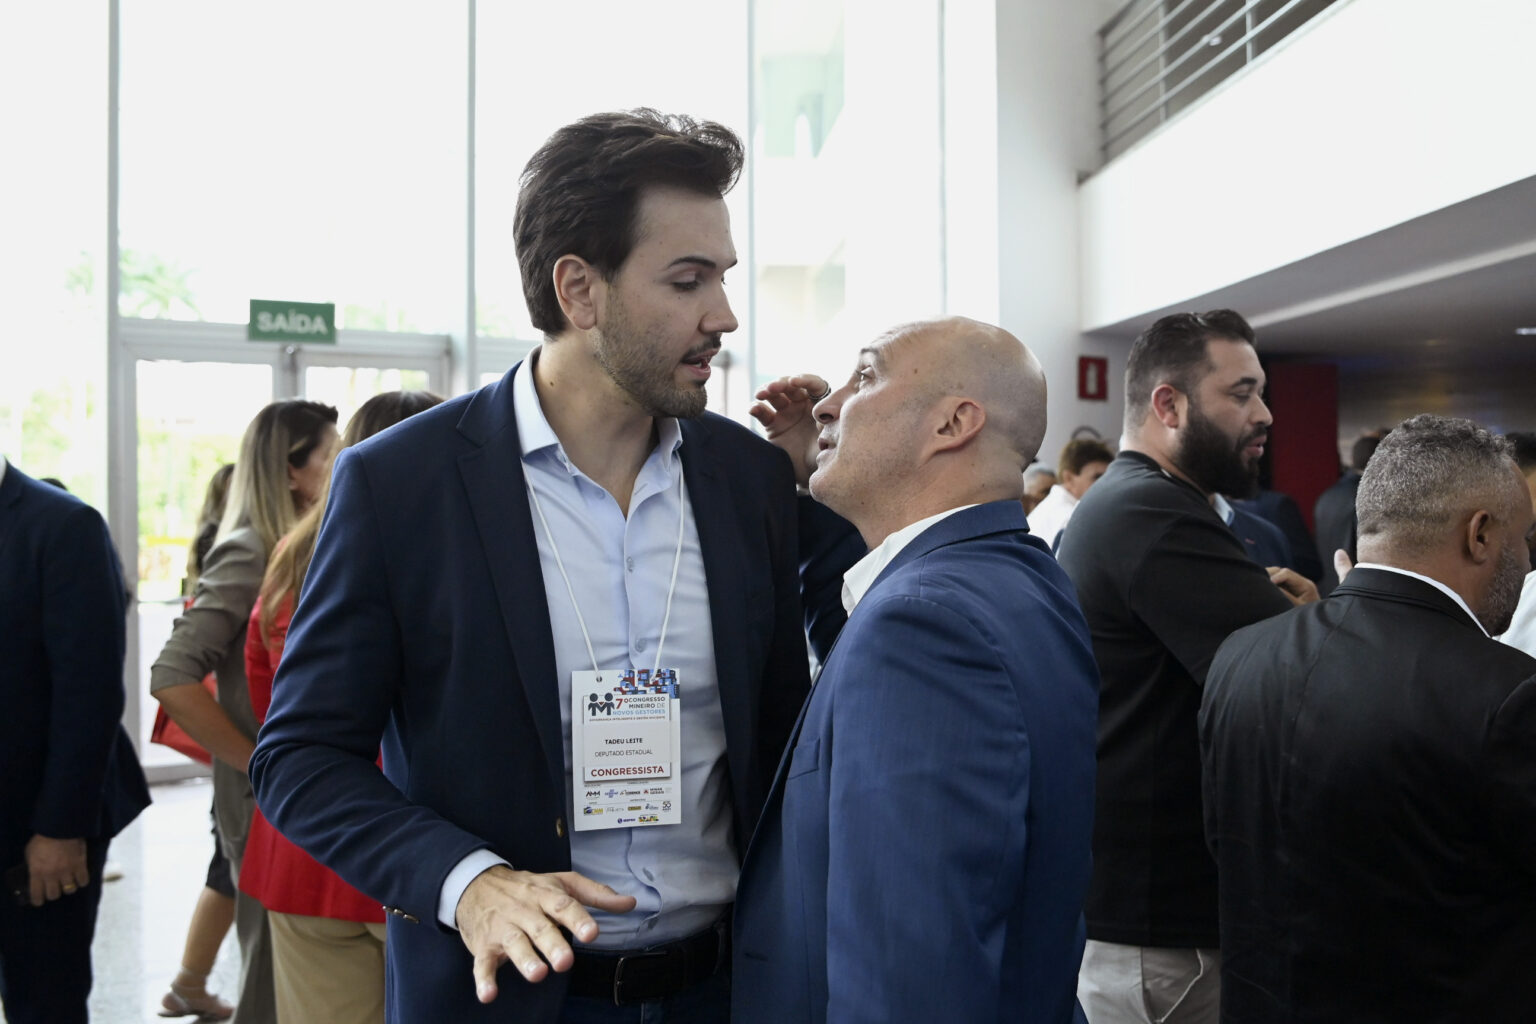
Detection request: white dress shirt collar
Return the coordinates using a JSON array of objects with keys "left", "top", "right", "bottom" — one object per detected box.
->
[
  {"left": 513, "top": 351, "right": 683, "bottom": 471},
  {"left": 1352, "top": 562, "right": 1489, "bottom": 637},
  {"left": 1210, "top": 493, "right": 1235, "bottom": 526},
  {"left": 0, "top": 454, "right": 8, "bottom": 487},
  {"left": 841, "top": 505, "right": 977, "bottom": 616}
]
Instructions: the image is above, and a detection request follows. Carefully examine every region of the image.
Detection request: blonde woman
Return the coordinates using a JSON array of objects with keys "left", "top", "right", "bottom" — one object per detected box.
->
[
  {"left": 240, "top": 390, "right": 442, "bottom": 1024},
  {"left": 151, "top": 400, "right": 338, "bottom": 1024}
]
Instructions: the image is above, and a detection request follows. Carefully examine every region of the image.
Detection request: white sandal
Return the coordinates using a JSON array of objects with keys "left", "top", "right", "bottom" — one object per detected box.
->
[{"left": 158, "top": 982, "right": 234, "bottom": 1021}]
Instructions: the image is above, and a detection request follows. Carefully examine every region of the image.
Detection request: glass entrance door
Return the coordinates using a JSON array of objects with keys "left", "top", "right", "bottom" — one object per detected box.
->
[
  {"left": 134, "top": 357, "right": 276, "bottom": 773},
  {"left": 114, "top": 318, "right": 450, "bottom": 781}
]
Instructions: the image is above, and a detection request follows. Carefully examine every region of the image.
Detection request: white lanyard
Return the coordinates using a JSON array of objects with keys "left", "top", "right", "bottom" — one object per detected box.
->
[{"left": 524, "top": 457, "right": 688, "bottom": 678}]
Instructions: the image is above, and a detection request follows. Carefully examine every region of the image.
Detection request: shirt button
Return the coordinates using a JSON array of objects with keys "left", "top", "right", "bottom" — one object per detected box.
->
[
  {"left": 626, "top": 557, "right": 635, "bottom": 572},
  {"left": 555, "top": 816, "right": 566, "bottom": 838},
  {"left": 634, "top": 638, "right": 647, "bottom": 652}
]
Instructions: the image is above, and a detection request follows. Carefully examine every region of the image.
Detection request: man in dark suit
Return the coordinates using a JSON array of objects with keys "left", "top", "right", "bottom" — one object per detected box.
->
[
  {"left": 252, "top": 111, "right": 810, "bottom": 1023},
  {"left": 734, "top": 317, "right": 1100, "bottom": 1023},
  {"left": 1201, "top": 414, "right": 1536, "bottom": 1023},
  {"left": 1234, "top": 487, "right": 1321, "bottom": 581},
  {"left": 0, "top": 458, "right": 150, "bottom": 1024},
  {"left": 1312, "top": 430, "right": 1384, "bottom": 595}
]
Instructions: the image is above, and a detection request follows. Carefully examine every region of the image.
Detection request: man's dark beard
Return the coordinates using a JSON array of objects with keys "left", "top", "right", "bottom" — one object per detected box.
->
[
  {"left": 1174, "top": 404, "right": 1262, "bottom": 498},
  {"left": 591, "top": 285, "right": 716, "bottom": 420}
]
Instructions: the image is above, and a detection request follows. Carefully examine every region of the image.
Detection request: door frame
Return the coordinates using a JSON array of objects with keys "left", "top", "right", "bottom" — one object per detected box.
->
[{"left": 112, "top": 317, "right": 449, "bottom": 783}]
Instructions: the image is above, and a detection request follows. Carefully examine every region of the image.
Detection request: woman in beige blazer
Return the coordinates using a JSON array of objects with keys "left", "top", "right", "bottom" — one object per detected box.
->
[{"left": 151, "top": 399, "right": 337, "bottom": 1023}]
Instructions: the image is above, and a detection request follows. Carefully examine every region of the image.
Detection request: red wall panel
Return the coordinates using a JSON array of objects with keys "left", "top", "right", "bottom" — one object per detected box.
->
[{"left": 1265, "top": 362, "right": 1339, "bottom": 534}]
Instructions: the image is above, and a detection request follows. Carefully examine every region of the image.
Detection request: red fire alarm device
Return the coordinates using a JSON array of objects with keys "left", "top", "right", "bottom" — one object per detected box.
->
[{"left": 1078, "top": 356, "right": 1108, "bottom": 401}]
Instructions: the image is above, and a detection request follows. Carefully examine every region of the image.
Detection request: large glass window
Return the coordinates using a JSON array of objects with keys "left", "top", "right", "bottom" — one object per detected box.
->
[
  {"left": 0, "top": 3, "right": 109, "bottom": 505},
  {"left": 750, "top": 0, "right": 944, "bottom": 391},
  {"left": 118, "top": 2, "right": 466, "bottom": 332},
  {"left": 135, "top": 357, "right": 274, "bottom": 766},
  {"left": 305, "top": 364, "right": 432, "bottom": 427},
  {"left": 473, "top": 2, "right": 750, "bottom": 372}
]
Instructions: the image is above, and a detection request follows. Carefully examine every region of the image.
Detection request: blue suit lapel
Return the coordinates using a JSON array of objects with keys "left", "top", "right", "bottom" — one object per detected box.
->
[
  {"left": 454, "top": 366, "right": 565, "bottom": 805},
  {"left": 679, "top": 419, "right": 755, "bottom": 782},
  {"left": 740, "top": 645, "right": 824, "bottom": 866},
  {"left": 742, "top": 501, "right": 1030, "bottom": 864}
]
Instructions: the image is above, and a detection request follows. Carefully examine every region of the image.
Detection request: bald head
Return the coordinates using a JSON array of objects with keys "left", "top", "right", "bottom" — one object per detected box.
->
[
  {"left": 809, "top": 316, "right": 1048, "bottom": 544},
  {"left": 885, "top": 316, "right": 1048, "bottom": 469}
]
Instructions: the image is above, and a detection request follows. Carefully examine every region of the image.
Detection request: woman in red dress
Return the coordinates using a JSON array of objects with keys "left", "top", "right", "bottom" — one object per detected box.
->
[{"left": 240, "top": 391, "right": 441, "bottom": 1024}]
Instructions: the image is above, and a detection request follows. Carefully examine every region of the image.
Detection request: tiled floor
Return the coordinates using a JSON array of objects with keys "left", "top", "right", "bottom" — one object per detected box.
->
[{"left": 1, "top": 778, "right": 241, "bottom": 1023}]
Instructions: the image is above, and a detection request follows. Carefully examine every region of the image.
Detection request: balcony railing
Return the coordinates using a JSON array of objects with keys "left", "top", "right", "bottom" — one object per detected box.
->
[{"left": 1099, "top": 0, "right": 1342, "bottom": 163}]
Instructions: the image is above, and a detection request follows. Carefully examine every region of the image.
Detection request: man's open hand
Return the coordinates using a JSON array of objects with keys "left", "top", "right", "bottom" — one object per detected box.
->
[{"left": 456, "top": 866, "right": 636, "bottom": 1004}]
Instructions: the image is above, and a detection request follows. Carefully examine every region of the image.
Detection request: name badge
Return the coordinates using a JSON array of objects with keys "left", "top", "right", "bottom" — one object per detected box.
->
[{"left": 572, "top": 668, "right": 682, "bottom": 831}]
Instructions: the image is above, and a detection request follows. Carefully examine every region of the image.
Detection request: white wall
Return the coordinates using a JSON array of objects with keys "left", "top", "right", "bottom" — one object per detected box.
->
[
  {"left": 1079, "top": 0, "right": 1536, "bottom": 330},
  {"left": 963, "top": 0, "right": 1128, "bottom": 462}
]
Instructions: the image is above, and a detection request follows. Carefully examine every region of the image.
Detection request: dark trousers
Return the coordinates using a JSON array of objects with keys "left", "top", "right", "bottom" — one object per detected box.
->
[
  {"left": 0, "top": 838, "right": 110, "bottom": 1024},
  {"left": 559, "top": 970, "right": 730, "bottom": 1024}
]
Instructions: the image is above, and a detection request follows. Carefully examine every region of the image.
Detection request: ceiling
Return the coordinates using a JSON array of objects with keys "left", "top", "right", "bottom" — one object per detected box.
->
[
  {"left": 1085, "top": 173, "right": 1536, "bottom": 372},
  {"left": 1263, "top": 252, "right": 1536, "bottom": 369}
]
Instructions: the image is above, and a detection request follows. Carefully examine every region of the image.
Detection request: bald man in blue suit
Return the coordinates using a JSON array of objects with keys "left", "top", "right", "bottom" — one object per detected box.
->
[{"left": 737, "top": 318, "right": 1099, "bottom": 1024}]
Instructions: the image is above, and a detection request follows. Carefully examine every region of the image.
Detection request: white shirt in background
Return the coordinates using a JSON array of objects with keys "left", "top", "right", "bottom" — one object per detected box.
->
[
  {"left": 1498, "top": 572, "right": 1536, "bottom": 658},
  {"left": 1028, "top": 484, "right": 1078, "bottom": 552}
]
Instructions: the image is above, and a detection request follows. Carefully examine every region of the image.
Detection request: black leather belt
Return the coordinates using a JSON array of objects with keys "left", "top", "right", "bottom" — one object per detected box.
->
[{"left": 567, "top": 919, "right": 729, "bottom": 1006}]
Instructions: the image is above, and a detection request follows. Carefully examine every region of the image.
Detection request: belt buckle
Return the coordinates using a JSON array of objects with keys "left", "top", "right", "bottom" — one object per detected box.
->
[{"left": 611, "top": 949, "right": 668, "bottom": 1006}]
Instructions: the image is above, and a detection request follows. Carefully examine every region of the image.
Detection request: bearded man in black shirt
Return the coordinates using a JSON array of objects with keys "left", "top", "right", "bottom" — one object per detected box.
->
[{"left": 1055, "top": 310, "right": 1318, "bottom": 1024}]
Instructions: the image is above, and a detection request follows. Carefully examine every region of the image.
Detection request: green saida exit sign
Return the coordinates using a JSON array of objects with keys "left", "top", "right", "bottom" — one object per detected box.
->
[{"left": 248, "top": 299, "right": 336, "bottom": 343}]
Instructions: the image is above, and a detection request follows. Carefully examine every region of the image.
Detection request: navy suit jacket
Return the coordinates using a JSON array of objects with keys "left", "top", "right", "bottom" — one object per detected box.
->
[
  {"left": 1233, "top": 490, "right": 1321, "bottom": 581},
  {"left": 0, "top": 467, "right": 149, "bottom": 863},
  {"left": 1228, "top": 504, "right": 1294, "bottom": 572},
  {"left": 732, "top": 501, "right": 1099, "bottom": 1024},
  {"left": 250, "top": 367, "right": 811, "bottom": 1023}
]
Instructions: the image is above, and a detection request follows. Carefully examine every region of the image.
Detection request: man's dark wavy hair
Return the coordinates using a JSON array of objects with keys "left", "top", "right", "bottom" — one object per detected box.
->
[
  {"left": 513, "top": 109, "right": 744, "bottom": 337},
  {"left": 1123, "top": 309, "right": 1256, "bottom": 427}
]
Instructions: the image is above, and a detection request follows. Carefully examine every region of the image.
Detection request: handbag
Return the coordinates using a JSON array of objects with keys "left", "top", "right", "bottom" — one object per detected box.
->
[{"left": 149, "top": 672, "right": 218, "bottom": 765}]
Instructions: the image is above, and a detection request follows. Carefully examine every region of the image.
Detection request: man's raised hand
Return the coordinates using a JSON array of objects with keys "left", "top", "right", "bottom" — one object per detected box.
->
[{"left": 749, "top": 374, "right": 830, "bottom": 488}]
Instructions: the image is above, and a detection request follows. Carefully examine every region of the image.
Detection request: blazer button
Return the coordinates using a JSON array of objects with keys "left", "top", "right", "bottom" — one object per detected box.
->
[{"left": 555, "top": 816, "right": 567, "bottom": 838}]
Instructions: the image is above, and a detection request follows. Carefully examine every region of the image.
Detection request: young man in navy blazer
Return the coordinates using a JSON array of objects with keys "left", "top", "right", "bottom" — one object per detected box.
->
[
  {"left": 736, "top": 317, "right": 1100, "bottom": 1023},
  {"left": 0, "top": 458, "right": 150, "bottom": 1024},
  {"left": 251, "top": 111, "right": 810, "bottom": 1023}
]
